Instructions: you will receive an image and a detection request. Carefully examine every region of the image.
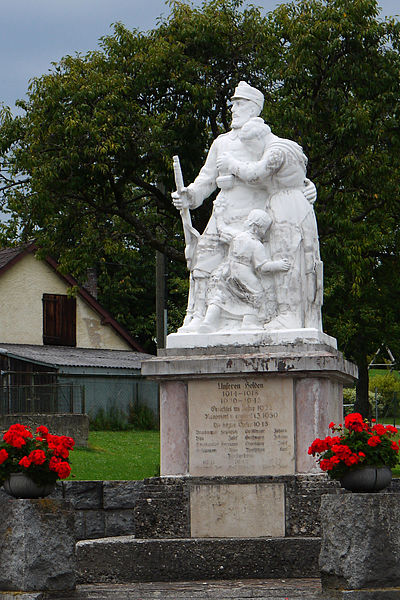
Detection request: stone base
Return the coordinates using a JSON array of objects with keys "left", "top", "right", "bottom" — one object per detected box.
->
[
  {"left": 142, "top": 343, "right": 357, "bottom": 479},
  {"left": 166, "top": 328, "right": 337, "bottom": 350},
  {"left": 320, "top": 494, "right": 400, "bottom": 591},
  {"left": 0, "top": 498, "right": 76, "bottom": 591},
  {"left": 142, "top": 342, "right": 356, "bottom": 542},
  {"left": 77, "top": 536, "right": 320, "bottom": 583},
  {"left": 323, "top": 590, "right": 400, "bottom": 600}
]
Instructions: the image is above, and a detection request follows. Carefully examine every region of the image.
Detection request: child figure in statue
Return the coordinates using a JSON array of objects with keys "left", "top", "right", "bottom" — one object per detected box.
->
[{"left": 198, "top": 209, "right": 290, "bottom": 332}]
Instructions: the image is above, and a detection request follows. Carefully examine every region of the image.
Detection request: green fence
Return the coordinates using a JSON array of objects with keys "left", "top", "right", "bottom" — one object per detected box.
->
[{"left": 0, "top": 384, "right": 85, "bottom": 415}]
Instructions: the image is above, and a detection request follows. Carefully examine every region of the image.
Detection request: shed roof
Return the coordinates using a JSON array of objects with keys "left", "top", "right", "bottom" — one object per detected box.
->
[{"left": 0, "top": 344, "right": 152, "bottom": 370}]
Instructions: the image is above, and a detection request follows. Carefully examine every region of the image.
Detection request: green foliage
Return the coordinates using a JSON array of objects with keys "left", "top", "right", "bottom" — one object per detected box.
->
[
  {"left": 128, "top": 400, "right": 158, "bottom": 431},
  {"left": 89, "top": 404, "right": 130, "bottom": 431},
  {"left": 89, "top": 401, "right": 159, "bottom": 431},
  {"left": 369, "top": 371, "right": 400, "bottom": 413},
  {"left": 70, "top": 430, "right": 160, "bottom": 480},
  {"left": 343, "top": 386, "right": 381, "bottom": 416}
]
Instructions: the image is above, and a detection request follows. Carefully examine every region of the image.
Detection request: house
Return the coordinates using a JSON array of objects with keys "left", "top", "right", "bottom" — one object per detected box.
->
[
  {"left": 0, "top": 241, "right": 142, "bottom": 351},
  {"left": 0, "top": 242, "right": 158, "bottom": 435}
]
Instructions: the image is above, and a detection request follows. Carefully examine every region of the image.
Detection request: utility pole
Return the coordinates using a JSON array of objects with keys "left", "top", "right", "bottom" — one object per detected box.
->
[{"left": 156, "top": 249, "right": 167, "bottom": 349}]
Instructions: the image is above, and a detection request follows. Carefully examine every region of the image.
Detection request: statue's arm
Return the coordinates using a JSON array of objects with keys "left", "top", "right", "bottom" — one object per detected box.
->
[
  {"left": 186, "top": 141, "right": 220, "bottom": 209},
  {"left": 217, "top": 148, "right": 284, "bottom": 185},
  {"left": 259, "top": 258, "right": 290, "bottom": 273}
]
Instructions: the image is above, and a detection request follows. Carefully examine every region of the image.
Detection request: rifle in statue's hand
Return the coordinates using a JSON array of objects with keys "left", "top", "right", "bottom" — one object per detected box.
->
[{"left": 172, "top": 155, "right": 200, "bottom": 270}]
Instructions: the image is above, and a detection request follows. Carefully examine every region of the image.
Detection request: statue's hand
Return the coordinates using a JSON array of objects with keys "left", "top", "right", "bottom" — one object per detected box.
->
[
  {"left": 303, "top": 179, "right": 317, "bottom": 204},
  {"left": 172, "top": 187, "right": 190, "bottom": 209},
  {"left": 219, "top": 229, "right": 234, "bottom": 244},
  {"left": 276, "top": 258, "right": 290, "bottom": 272},
  {"left": 216, "top": 152, "right": 233, "bottom": 173}
]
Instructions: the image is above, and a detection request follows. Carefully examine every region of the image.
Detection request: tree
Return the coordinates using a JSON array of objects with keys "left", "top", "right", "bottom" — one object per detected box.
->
[
  {"left": 1, "top": 0, "right": 400, "bottom": 412},
  {"left": 264, "top": 0, "right": 400, "bottom": 416},
  {"left": 0, "top": 0, "right": 278, "bottom": 348}
]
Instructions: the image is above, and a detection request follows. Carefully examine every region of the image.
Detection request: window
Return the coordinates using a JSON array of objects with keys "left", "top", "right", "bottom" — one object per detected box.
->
[{"left": 42, "top": 294, "right": 76, "bottom": 346}]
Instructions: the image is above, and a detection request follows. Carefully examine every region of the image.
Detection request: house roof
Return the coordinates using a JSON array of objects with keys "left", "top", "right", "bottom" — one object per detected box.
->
[
  {"left": 0, "top": 344, "right": 152, "bottom": 370},
  {"left": 0, "top": 242, "right": 146, "bottom": 353}
]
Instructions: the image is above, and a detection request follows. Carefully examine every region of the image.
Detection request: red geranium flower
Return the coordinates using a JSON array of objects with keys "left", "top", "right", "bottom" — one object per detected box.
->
[
  {"left": 56, "top": 462, "right": 71, "bottom": 479},
  {"left": 386, "top": 425, "right": 398, "bottom": 435},
  {"left": 36, "top": 426, "right": 49, "bottom": 437},
  {"left": 320, "top": 459, "right": 333, "bottom": 471},
  {"left": 308, "top": 438, "right": 329, "bottom": 455},
  {"left": 0, "top": 448, "right": 8, "bottom": 464},
  {"left": 19, "top": 456, "right": 32, "bottom": 468},
  {"left": 28, "top": 449, "right": 47, "bottom": 465},
  {"left": 372, "top": 424, "right": 387, "bottom": 436},
  {"left": 368, "top": 435, "right": 382, "bottom": 447},
  {"left": 344, "top": 413, "right": 366, "bottom": 432}
]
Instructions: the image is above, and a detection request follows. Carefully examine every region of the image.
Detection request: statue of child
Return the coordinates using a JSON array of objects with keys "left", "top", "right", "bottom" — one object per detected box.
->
[{"left": 198, "top": 209, "right": 290, "bottom": 332}]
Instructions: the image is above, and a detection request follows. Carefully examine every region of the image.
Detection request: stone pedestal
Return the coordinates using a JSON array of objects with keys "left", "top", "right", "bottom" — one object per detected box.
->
[
  {"left": 142, "top": 342, "right": 356, "bottom": 538},
  {"left": 320, "top": 494, "right": 400, "bottom": 598},
  {"left": 0, "top": 498, "right": 76, "bottom": 592}
]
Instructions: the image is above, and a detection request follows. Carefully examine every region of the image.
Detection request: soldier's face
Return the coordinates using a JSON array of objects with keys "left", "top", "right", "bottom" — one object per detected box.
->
[{"left": 231, "top": 99, "right": 257, "bottom": 129}]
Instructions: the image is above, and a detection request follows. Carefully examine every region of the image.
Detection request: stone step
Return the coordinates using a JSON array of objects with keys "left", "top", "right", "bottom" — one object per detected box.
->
[
  {"left": 40, "top": 578, "right": 324, "bottom": 599},
  {"left": 77, "top": 536, "right": 320, "bottom": 584}
]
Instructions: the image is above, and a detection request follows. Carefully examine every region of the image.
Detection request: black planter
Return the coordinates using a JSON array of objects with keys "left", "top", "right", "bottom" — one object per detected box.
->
[
  {"left": 3, "top": 473, "right": 55, "bottom": 499},
  {"left": 340, "top": 466, "right": 392, "bottom": 492}
]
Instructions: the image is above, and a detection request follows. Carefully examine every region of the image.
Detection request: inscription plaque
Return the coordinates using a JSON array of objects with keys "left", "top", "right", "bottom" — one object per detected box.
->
[
  {"left": 190, "top": 483, "right": 285, "bottom": 538},
  {"left": 188, "top": 377, "right": 295, "bottom": 476}
]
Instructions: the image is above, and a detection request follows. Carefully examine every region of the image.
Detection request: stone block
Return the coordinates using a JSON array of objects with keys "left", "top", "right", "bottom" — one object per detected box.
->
[
  {"left": 103, "top": 480, "right": 143, "bottom": 509},
  {"left": 285, "top": 475, "right": 342, "bottom": 537},
  {"left": 190, "top": 482, "right": 285, "bottom": 538},
  {"left": 160, "top": 381, "right": 188, "bottom": 476},
  {"left": 62, "top": 480, "right": 103, "bottom": 509},
  {"left": 105, "top": 509, "right": 136, "bottom": 537},
  {"left": 75, "top": 509, "right": 105, "bottom": 540},
  {"left": 0, "top": 498, "right": 76, "bottom": 591},
  {"left": 320, "top": 494, "right": 400, "bottom": 590},
  {"left": 134, "top": 496, "right": 189, "bottom": 539},
  {"left": 77, "top": 536, "right": 320, "bottom": 583}
]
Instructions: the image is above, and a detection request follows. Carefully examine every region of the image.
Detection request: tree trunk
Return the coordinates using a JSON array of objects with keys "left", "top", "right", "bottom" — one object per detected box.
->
[{"left": 354, "top": 360, "right": 370, "bottom": 419}]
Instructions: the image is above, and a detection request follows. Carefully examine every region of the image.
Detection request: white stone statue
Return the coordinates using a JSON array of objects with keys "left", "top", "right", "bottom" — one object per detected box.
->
[
  {"left": 172, "top": 81, "right": 323, "bottom": 336},
  {"left": 199, "top": 209, "right": 290, "bottom": 332}
]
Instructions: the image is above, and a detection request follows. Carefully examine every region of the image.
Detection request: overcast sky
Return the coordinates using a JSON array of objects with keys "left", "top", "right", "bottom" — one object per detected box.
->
[{"left": 1, "top": 0, "right": 399, "bottom": 114}]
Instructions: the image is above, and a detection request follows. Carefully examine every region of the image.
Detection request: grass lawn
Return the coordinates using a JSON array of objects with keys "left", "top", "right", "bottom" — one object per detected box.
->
[
  {"left": 68, "top": 429, "right": 400, "bottom": 480},
  {"left": 69, "top": 430, "right": 160, "bottom": 481}
]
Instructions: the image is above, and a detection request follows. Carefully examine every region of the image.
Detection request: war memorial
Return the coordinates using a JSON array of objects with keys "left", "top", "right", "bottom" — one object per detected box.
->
[{"left": 142, "top": 80, "right": 356, "bottom": 532}]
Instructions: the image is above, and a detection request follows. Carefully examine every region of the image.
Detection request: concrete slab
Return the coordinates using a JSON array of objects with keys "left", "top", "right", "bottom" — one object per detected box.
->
[{"left": 45, "top": 578, "right": 323, "bottom": 599}]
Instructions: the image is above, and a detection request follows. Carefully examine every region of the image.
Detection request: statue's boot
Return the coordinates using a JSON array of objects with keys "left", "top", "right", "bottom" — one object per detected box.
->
[
  {"left": 178, "top": 279, "right": 208, "bottom": 333},
  {"left": 197, "top": 305, "right": 221, "bottom": 333},
  {"left": 264, "top": 310, "right": 302, "bottom": 331},
  {"left": 241, "top": 314, "right": 263, "bottom": 330}
]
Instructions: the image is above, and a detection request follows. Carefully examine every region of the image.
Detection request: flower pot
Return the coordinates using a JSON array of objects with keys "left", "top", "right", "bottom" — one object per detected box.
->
[
  {"left": 3, "top": 473, "right": 55, "bottom": 499},
  {"left": 340, "top": 466, "right": 392, "bottom": 493}
]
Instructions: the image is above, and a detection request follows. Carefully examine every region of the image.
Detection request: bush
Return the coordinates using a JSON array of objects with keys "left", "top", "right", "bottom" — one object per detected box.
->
[
  {"left": 128, "top": 400, "right": 158, "bottom": 431},
  {"left": 343, "top": 387, "right": 381, "bottom": 417},
  {"left": 89, "top": 404, "right": 130, "bottom": 431}
]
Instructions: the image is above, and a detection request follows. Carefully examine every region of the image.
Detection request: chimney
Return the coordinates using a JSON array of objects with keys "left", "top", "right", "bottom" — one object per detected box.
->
[{"left": 84, "top": 268, "right": 98, "bottom": 299}]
